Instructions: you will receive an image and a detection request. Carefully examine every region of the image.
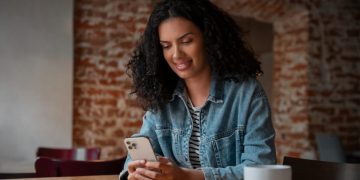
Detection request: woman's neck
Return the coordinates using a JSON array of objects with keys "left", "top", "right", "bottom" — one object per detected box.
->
[{"left": 184, "top": 73, "right": 212, "bottom": 107}]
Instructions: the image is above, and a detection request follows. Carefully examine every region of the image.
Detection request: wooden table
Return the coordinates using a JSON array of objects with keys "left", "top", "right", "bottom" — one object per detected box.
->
[{"left": 2, "top": 175, "right": 118, "bottom": 180}]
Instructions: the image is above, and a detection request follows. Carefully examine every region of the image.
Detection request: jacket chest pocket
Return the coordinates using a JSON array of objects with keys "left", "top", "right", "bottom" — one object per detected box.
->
[
  {"left": 155, "top": 128, "right": 183, "bottom": 163},
  {"left": 210, "top": 127, "right": 245, "bottom": 167}
]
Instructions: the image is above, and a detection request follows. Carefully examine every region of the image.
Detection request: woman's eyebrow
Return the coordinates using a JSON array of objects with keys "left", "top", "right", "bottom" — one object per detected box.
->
[
  {"left": 177, "top": 32, "right": 193, "bottom": 41},
  {"left": 159, "top": 32, "right": 193, "bottom": 43}
]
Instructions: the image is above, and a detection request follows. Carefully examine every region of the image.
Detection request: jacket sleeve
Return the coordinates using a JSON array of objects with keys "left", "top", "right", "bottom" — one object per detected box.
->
[
  {"left": 119, "top": 111, "right": 161, "bottom": 180},
  {"left": 202, "top": 94, "right": 276, "bottom": 179}
]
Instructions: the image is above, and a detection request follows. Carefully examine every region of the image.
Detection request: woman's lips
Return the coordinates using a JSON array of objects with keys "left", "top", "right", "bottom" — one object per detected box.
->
[{"left": 175, "top": 60, "right": 191, "bottom": 71}]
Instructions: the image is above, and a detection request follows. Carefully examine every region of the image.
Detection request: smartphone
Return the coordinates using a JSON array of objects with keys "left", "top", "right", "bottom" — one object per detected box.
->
[{"left": 124, "top": 136, "right": 158, "bottom": 161}]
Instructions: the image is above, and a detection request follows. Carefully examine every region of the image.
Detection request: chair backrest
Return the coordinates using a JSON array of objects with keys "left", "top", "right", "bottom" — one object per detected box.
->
[
  {"left": 34, "top": 157, "right": 59, "bottom": 177},
  {"left": 315, "top": 133, "right": 346, "bottom": 162},
  {"left": 34, "top": 156, "right": 126, "bottom": 177},
  {"left": 59, "top": 157, "right": 126, "bottom": 177},
  {"left": 283, "top": 156, "right": 360, "bottom": 180},
  {"left": 36, "top": 147, "right": 101, "bottom": 161}
]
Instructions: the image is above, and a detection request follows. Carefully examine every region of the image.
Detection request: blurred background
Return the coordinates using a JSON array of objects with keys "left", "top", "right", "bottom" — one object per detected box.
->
[{"left": 0, "top": 0, "right": 359, "bottom": 171}]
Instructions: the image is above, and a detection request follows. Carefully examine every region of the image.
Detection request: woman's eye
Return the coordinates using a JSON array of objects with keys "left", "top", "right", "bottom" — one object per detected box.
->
[
  {"left": 181, "top": 39, "right": 192, "bottom": 44},
  {"left": 161, "top": 43, "right": 170, "bottom": 49}
]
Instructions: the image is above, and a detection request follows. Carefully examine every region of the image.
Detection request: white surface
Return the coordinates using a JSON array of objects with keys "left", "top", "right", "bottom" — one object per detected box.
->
[
  {"left": 244, "top": 165, "right": 292, "bottom": 180},
  {"left": 0, "top": 160, "right": 35, "bottom": 173},
  {"left": 0, "top": 0, "right": 73, "bottom": 171}
]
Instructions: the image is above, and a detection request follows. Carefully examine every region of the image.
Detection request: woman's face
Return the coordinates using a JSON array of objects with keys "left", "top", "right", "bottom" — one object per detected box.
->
[{"left": 158, "top": 17, "right": 210, "bottom": 81}]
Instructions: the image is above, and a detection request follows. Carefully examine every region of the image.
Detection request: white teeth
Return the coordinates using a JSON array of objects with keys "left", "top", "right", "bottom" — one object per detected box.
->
[
  {"left": 177, "top": 64, "right": 186, "bottom": 68},
  {"left": 175, "top": 62, "right": 189, "bottom": 70}
]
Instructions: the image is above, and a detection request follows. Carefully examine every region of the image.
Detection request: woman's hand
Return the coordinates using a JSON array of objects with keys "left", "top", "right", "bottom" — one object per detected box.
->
[
  {"left": 129, "top": 156, "right": 204, "bottom": 180},
  {"left": 127, "top": 160, "right": 147, "bottom": 180}
]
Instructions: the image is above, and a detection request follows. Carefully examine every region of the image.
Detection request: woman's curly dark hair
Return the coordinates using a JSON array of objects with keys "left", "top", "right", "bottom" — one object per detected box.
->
[{"left": 127, "top": 0, "right": 263, "bottom": 111}]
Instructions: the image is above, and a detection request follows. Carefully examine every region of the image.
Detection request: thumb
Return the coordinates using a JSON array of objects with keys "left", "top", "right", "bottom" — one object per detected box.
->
[{"left": 157, "top": 156, "right": 170, "bottom": 163}]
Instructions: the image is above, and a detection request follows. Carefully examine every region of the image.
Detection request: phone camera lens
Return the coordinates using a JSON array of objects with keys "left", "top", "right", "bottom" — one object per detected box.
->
[
  {"left": 128, "top": 146, "right": 132, "bottom": 150},
  {"left": 126, "top": 141, "right": 130, "bottom": 144}
]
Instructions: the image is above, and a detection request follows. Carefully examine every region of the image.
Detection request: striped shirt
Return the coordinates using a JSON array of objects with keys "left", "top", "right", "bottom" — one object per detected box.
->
[{"left": 186, "top": 97, "right": 202, "bottom": 169}]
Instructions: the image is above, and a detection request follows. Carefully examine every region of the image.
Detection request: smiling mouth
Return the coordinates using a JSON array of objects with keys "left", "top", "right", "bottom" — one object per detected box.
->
[{"left": 175, "top": 61, "right": 191, "bottom": 71}]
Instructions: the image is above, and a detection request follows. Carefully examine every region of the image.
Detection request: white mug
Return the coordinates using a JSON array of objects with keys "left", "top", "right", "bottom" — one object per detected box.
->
[{"left": 244, "top": 164, "right": 292, "bottom": 180}]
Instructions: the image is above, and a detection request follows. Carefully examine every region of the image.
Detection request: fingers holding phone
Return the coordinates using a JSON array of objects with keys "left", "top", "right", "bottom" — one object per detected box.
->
[
  {"left": 127, "top": 159, "right": 146, "bottom": 174},
  {"left": 134, "top": 157, "right": 187, "bottom": 180},
  {"left": 128, "top": 157, "right": 169, "bottom": 179}
]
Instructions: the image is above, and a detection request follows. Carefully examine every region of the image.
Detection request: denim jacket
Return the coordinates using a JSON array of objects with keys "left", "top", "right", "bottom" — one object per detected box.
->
[{"left": 120, "top": 76, "right": 276, "bottom": 180}]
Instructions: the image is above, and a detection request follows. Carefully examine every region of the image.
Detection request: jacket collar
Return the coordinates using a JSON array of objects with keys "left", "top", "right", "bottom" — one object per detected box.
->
[{"left": 170, "top": 74, "right": 224, "bottom": 104}]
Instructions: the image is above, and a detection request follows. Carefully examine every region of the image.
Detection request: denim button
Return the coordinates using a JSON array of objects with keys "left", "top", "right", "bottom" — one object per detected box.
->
[{"left": 185, "top": 157, "right": 188, "bottom": 161}]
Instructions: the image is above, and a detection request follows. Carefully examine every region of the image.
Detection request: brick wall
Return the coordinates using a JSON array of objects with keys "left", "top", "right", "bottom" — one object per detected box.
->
[
  {"left": 213, "top": 0, "right": 360, "bottom": 160},
  {"left": 73, "top": 0, "right": 360, "bottom": 160},
  {"left": 306, "top": 0, "right": 360, "bottom": 154},
  {"left": 73, "top": 0, "right": 153, "bottom": 159}
]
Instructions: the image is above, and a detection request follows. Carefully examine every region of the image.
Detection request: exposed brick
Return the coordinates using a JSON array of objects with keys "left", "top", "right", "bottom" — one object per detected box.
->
[
  {"left": 310, "top": 107, "right": 335, "bottom": 115},
  {"left": 287, "top": 151, "right": 301, "bottom": 157},
  {"left": 123, "top": 120, "right": 142, "bottom": 128},
  {"left": 113, "top": 129, "right": 124, "bottom": 137},
  {"left": 73, "top": 0, "right": 153, "bottom": 159},
  {"left": 290, "top": 114, "right": 308, "bottom": 123}
]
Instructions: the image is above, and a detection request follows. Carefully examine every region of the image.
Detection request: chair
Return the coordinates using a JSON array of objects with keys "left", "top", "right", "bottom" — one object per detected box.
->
[
  {"left": 34, "top": 156, "right": 126, "bottom": 177},
  {"left": 59, "top": 157, "right": 126, "bottom": 176},
  {"left": 315, "top": 133, "right": 346, "bottom": 162},
  {"left": 283, "top": 156, "right": 360, "bottom": 180},
  {"left": 34, "top": 157, "right": 59, "bottom": 177},
  {"left": 36, "top": 147, "right": 101, "bottom": 161}
]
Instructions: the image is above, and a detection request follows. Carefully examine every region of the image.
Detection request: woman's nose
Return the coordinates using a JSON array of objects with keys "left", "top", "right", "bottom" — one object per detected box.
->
[{"left": 172, "top": 46, "right": 184, "bottom": 59}]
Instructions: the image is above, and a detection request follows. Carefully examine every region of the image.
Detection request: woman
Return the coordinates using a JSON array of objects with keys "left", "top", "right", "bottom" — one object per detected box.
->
[{"left": 120, "top": 0, "right": 276, "bottom": 179}]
